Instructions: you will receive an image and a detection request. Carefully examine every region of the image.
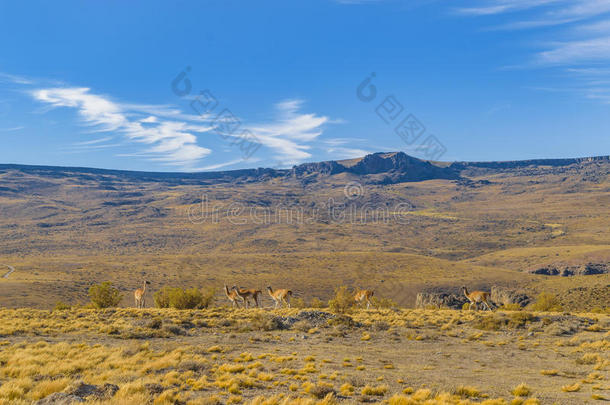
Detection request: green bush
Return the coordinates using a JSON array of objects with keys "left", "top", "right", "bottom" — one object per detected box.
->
[
  {"left": 328, "top": 286, "right": 354, "bottom": 314},
  {"left": 154, "top": 287, "right": 172, "bottom": 308},
  {"left": 529, "top": 293, "right": 563, "bottom": 312},
  {"left": 154, "top": 286, "right": 215, "bottom": 309},
  {"left": 199, "top": 287, "right": 216, "bottom": 309},
  {"left": 171, "top": 288, "right": 202, "bottom": 309},
  {"left": 88, "top": 282, "right": 122, "bottom": 309}
]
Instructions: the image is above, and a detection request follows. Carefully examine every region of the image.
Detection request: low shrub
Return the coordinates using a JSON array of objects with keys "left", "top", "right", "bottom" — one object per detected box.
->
[
  {"left": 310, "top": 297, "right": 326, "bottom": 309},
  {"left": 88, "top": 282, "right": 122, "bottom": 309},
  {"left": 53, "top": 301, "right": 71, "bottom": 311},
  {"left": 154, "top": 286, "right": 215, "bottom": 309},
  {"left": 372, "top": 297, "right": 397, "bottom": 309},
  {"left": 528, "top": 293, "right": 562, "bottom": 312},
  {"left": 249, "top": 313, "right": 283, "bottom": 331},
  {"left": 328, "top": 286, "right": 354, "bottom": 314},
  {"left": 291, "top": 298, "right": 306, "bottom": 309},
  {"left": 512, "top": 383, "right": 532, "bottom": 397}
]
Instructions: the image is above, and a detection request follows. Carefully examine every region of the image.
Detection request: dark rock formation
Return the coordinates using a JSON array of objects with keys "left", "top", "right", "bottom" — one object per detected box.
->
[
  {"left": 529, "top": 262, "right": 608, "bottom": 277},
  {"left": 491, "top": 286, "right": 532, "bottom": 307},
  {"left": 415, "top": 292, "right": 468, "bottom": 309}
]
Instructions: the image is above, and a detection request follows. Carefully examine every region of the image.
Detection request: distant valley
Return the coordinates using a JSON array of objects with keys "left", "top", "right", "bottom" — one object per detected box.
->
[{"left": 0, "top": 152, "right": 608, "bottom": 309}]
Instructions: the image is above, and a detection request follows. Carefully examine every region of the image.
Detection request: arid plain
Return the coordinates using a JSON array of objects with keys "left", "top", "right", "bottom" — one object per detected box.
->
[{"left": 0, "top": 152, "right": 608, "bottom": 404}]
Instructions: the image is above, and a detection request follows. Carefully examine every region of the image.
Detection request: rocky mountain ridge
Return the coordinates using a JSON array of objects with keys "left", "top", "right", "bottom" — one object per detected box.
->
[{"left": 1, "top": 151, "right": 607, "bottom": 187}]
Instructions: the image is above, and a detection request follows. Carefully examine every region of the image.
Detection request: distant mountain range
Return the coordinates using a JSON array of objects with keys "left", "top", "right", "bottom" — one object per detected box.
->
[{"left": 1, "top": 152, "right": 608, "bottom": 186}]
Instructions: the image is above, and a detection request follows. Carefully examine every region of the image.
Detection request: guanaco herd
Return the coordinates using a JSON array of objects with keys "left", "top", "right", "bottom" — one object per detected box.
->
[{"left": 133, "top": 283, "right": 493, "bottom": 311}]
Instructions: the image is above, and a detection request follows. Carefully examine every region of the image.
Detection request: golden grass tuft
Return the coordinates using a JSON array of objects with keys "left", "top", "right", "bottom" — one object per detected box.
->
[{"left": 511, "top": 383, "right": 532, "bottom": 397}]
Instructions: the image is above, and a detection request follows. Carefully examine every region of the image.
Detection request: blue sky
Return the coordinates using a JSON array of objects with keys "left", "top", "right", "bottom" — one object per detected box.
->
[{"left": 1, "top": 0, "right": 609, "bottom": 172}]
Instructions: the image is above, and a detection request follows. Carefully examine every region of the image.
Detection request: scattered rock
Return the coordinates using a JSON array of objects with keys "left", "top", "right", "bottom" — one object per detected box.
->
[
  {"left": 268, "top": 310, "right": 336, "bottom": 330},
  {"left": 35, "top": 393, "right": 84, "bottom": 404},
  {"left": 144, "top": 383, "right": 164, "bottom": 395},
  {"left": 35, "top": 382, "right": 119, "bottom": 404},
  {"left": 491, "top": 286, "right": 532, "bottom": 307},
  {"left": 296, "top": 310, "right": 335, "bottom": 326},
  {"left": 415, "top": 292, "right": 468, "bottom": 309},
  {"left": 528, "top": 262, "right": 608, "bottom": 276}
]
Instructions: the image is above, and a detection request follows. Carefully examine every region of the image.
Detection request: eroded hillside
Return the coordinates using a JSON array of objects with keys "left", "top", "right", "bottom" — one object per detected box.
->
[{"left": 0, "top": 152, "right": 608, "bottom": 309}]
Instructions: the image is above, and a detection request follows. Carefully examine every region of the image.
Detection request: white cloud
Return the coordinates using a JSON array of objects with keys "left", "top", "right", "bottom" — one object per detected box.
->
[
  {"left": 536, "top": 36, "right": 610, "bottom": 64},
  {"left": 22, "top": 76, "right": 337, "bottom": 169},
  {"left": 455, "top": 0, "right": 610, "bottom": 105},
  {"left": 0, "top": 72, "right": 33, "bottom": 85},
  {"left": 192, "top": 158, "right": 257, "bottom": 171},
  {"left": 327, "top": 147, "right": 371, "bottom": 158},
  {"left": 244, "top": 99, "right": 331, "bottom": 164},
  {"left": 0, "top": 126, "right": 24, "bottom": 132},
  {"left": 456, "top": 0, "right": 562, "bottom": 16},
  {"left": 32, "top": 87, "right": 212, "bottom": 168}
]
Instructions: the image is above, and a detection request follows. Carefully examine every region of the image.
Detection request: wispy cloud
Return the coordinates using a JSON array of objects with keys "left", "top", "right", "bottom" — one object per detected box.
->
[
  {"left": 536, "top": 37, "right": 610, "bottom": 65},
  {"left": 0, "top": 126, "right": 24, "bottom": 132},
  {"left": 245, "top": 99, "right": 331, "bottom": 163},
  {"left": 8, "top": 71, "right": 338, "bottom": 169},
  {"left": 454, "top": 0, "right": 610, "bottom": 104},
  {"left": 455, "top": 0, "right": 562, "bottom": 16},
  {"left": 192, "top": 157, "right": 259, "bottom": 171},
  {"left": 32, "top": 87, "right": 212, "bottom": 168},
  {"left": 0, "top": 72, "right": 33, "bottom": 85}
]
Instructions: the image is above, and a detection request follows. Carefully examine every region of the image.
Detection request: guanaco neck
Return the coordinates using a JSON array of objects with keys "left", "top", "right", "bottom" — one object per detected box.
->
[
  {"left": 225, "top": 285, "right": 231, "bottom": 296},
  {"left": 462, "top": 287, "right": 469, "bottom": 298},
  {"left": 267, "top": 287, "right": 273, "bottom": 295}
]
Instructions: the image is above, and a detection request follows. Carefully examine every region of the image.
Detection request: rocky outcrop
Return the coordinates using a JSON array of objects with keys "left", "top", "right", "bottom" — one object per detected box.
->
[
  {"left": 346, "top": 152, "right": 459, "bottom": 183},
  {"left": 529, "top": 262, "right": 608, "bottom": 277},
  {"left": 286, "top": 152, "right": 461, "bottom": 184},
  {"left": 451, "top": 155, "right": 609, "bottom": 170},
  {"left": 35, "top": 382, "right": 119, "bottom": 404},
  {"left": 491, "top": 286, "right": 532, "bottom": 307},
  {"left": 291, "top": 161, "right": 345, "bottom": 176},
  {"left": 415, "top": 292, "right": 468, "bottom": 309}
]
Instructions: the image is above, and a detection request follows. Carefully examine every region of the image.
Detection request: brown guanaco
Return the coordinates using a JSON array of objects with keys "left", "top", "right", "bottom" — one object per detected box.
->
[
  {"left": 224, "top": 284, "right": 243, "bottom": 308},
  {"left": 232, "top": 286, "right": 261, "bottom": 308},
  {"left": 134, "top": 280, "right": 151, "bottom": 309},
  {"left": 266, "top": 286, "right": 292, "bottom": 309},
  {"left": 462, "top": 286, "right": 493, "bottom": 311},
  {"left": 354, "top": 289, "right": 374, "bottom": 310}
]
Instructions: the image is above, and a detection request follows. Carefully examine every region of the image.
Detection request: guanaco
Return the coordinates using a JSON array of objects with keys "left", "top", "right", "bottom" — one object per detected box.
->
[
  {"left": 134, "top": 280, "right": 151, "bottom": 309},
  {"left": 232, "top": 286, "right": 261, "bottom": 308},
  {"left": 266, "top": 286, "right": 292, "bottom": 309},
  {"left": 354, "top": 289, "right": 374, "bottom": 310},
  {"left": 462, "top": 286, "right": 493, "bottom": 311},
  {"left": 224, "top": 284, "right": 243, "bottom": 308}
]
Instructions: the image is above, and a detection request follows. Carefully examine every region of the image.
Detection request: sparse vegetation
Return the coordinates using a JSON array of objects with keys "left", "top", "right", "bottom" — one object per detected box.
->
[
  {"left": 529, "top": 293, "right": 563, "bottom": 312},
  {"left": 0, "top": 307, "right": 603, "bottom": 404},
  {"left": 154, "top": 286, "right": 215, "bottom": 309},
  {"left": 0, "top": 154, "right": 608, "bottom": 405},
  {"left": 512, "top": 383, "right": 532, "bottom": 397},
  {"left": 328, "top": 286, "right": 354, "bottom": 314},
  {"left": 88, "top": 282, "right": 122, "bottom": 308}
]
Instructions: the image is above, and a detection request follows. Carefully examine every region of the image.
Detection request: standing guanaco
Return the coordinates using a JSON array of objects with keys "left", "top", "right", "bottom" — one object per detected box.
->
[
  {"left": 134, "top": 280, "right": 151, "bottom": 309},
  {"left": 232, "top": 286, "right": 261, "bottom": 308},
  {"left": 354, "top": 289, "right": 374, "bottom": 310},
  {"left": 224, "top": 285, "right": 243, "bottom": 308},
  {"left": 266, "top": 286, "right": 292, "bottom": 309},
  {"left": 462, "top": 286, "right": 493, "bottom": 311}
]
